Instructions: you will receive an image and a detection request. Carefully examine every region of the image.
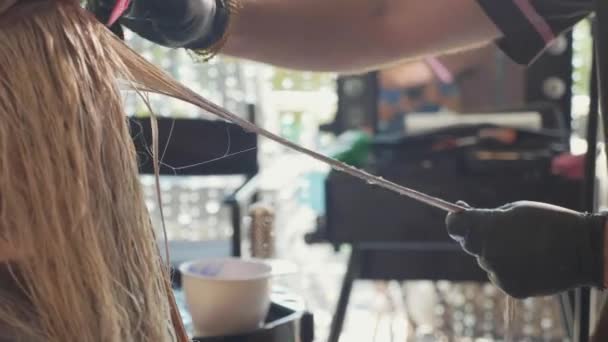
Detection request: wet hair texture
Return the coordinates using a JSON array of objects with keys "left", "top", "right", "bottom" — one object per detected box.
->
[
  {"left": 0, "top": 1, "right": 186, "bottom": 340},
  {"left": 0, "top": 1, "right": 563, "bottom": 342}
]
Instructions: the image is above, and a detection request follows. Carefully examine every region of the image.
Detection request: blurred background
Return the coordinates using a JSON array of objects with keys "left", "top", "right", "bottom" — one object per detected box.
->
[{"left": 126, "top": 18, "right": 597, "bottom": 342}]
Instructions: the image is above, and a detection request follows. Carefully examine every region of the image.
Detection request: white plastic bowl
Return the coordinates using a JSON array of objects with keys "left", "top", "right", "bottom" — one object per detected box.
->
[{"left": 179, "top": 257, "right": 272, "bottom": 337}]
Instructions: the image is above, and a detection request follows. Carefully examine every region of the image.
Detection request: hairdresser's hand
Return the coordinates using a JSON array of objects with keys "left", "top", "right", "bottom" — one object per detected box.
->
[
  {"left": 97, "top": 0, "right": 222, "bottom": 48},
  {"left": 446, "top": 201, "right": 606, "bottom": 299}
]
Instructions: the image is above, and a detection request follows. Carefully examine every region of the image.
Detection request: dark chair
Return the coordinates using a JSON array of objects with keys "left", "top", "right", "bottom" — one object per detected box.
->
[{"left": 129, "top": 105, "right": 259, "bottom": 267}]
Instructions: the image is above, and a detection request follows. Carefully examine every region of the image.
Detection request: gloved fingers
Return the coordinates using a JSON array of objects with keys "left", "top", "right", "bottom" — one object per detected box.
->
[
  {"left": 130, "top": 0, "right": 194, "bottom": 22},
  {"left": 479, "top": 257, "right": 535, "bottom": 299},
  {"left": 493, "top": 273, "right": 532, "bottom": 299},
  {"left": 91, "top": 0, "right": 113, "bottom": 10},
  {"left": 498, "top": 202, "right": 518, "bottom": 210},
  {"left": 485, "top": 271, "right": 519, "bottom": 298},
  {"left": 446, "top": 210, "right": 486, "bottom": 255},
  {"left": 487, "top": 273, "right": 528, "bottom": 299},
  {"left": 122, "top": 0, "right": 217, "bottom": 48},
  {"left": 461, "top": 228, "right": 485, "bottom": 255},
  {"left": 477, "top": 256, "right": 513, "bottom": 289},
  {"left": 140, "top": 0, "right": 185, "bottom": 11},
  {"left": 445, "top": 210, "right": 469, "bottom": 239},
  {"left": 456, "top": 200, "right": 472, "bottom": 209},
  {"left": 119, "top": 16, "right": 168, "bottom": 43}
]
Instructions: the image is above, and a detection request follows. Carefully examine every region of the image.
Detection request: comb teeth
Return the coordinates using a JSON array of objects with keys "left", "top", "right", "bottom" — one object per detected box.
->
[{"left": 106, "top": 0, "right": 130, "bottom": 26}]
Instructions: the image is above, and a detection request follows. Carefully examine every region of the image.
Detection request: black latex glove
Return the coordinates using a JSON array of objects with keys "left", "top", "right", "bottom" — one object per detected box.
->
[
  {"left": 446, "top": 201, "right": 606, "bottom": 299},
  {"left": 93, "top": 0, "right": 221, "bottom": 49}
]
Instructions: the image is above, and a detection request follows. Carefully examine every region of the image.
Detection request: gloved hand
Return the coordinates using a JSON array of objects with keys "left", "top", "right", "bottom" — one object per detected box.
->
[
  {"left": 446, "top": 201, "right": 606, "bottom": 299},
  {"left": 92, "top": 0, "right": 226, "bottom": 49}
]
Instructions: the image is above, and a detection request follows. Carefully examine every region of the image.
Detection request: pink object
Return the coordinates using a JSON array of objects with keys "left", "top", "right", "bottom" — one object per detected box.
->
[
  {"left": 552, "top": 153, "right": 585, "bottom": 180},
  {"left": 107, "top": 0, "right": 130, "bottom": 27},
  {"left": 513, "top": 0, "right": 555, "bottom": 44},
  {"left": 425, "top": 57, "right": 454, "bottom": 84}
]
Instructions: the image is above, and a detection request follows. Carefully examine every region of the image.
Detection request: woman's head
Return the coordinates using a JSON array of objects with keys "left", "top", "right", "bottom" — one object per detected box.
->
[{"left": 0, "top": 1, "right": 179, "bottom": 340}]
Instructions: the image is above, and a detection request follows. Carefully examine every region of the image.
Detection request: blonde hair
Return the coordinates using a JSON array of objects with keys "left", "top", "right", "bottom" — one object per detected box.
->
[
  {"left": 0, "top": 1, "right": 185, "bottom": 340},
  {"left": 0, "top": 0, "right": 441, "bottom": 340}
]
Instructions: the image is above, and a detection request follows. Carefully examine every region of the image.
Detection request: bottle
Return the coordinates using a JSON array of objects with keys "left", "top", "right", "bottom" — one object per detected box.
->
[{"left": 248, "top": 203, "right": 275, "bottom": 259}]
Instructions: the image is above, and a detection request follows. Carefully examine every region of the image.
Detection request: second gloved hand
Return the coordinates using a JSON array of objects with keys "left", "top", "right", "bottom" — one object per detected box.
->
[
  {"left": 95, "top": 0, "right": 221, "bottom": 48},
  {"left": 446, "top": 201, "right": 606, "bottom": 299}
]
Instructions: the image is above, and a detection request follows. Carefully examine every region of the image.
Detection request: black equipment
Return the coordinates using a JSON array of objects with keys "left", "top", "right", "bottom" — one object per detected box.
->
[
  {"left": 310, "top": 28, "right": 581, "bottom": 341},
  {"left": 187, "top": 299, "right": 314, "bottom": 342},
  {"left": 323, "top": 124, "right": 580, "bottom": 244},
  {"left": 130, "top": 117, "right": 258, "bottom": 177},
  {"left": 130, "top": 106, "right": 259, "bottom": 261},
  {"left": 314, "top": 120, "right": 583, "bottom": 342},
  {"left": 172, "top": 271, "right": 314, "bottom": 342}
]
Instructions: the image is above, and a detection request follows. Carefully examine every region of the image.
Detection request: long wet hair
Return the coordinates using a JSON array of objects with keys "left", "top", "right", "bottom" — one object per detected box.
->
[
  {"left": 7, "top": 1, "right": 581, "bottom": 342},
  {"left": 0, "top": 1, "right": 186, "bottom": 340}
]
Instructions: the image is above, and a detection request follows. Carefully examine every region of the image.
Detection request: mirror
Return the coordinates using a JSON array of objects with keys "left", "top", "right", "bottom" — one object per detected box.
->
[
  {"left": 330, "top": 35, "right": 573, "bottom": 139},
  {"left": 376, "top": 44, "right": 527, "bottom": 136}
]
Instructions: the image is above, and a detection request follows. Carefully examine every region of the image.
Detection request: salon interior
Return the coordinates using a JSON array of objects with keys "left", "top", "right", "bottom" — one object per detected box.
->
[{"left": 129, "top": 18, "right": 604, "bottom": 342}]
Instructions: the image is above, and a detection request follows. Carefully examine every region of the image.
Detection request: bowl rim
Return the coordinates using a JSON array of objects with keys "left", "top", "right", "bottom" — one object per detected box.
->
[{"left": 179, "top": 257, "right": 273, "bottom": 282}]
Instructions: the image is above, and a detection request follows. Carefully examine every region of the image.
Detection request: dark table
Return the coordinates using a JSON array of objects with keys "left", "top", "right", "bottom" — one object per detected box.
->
[{"left": 174, "top": 286, "right": 314, "bottom": 342}]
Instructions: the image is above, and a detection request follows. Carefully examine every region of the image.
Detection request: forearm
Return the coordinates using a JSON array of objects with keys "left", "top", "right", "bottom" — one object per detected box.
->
[
  {"left": 434, "top": 45, "right": 489, "bottom": 79},
  {"left": 379, "top": 45, "right": 489, "bottom": 89},
  {"left": 222, "top": 0, "right": 501, "bottom": 73},
  {"left": 379, "top": 61, "right": 434, "bottom": 89}
]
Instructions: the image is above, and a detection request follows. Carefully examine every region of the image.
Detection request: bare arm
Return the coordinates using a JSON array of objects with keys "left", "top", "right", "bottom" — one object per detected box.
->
[
  {"left": 223, "top": 0, "right": 502, "bottom": 73},
  {"left": 379, "top": 62, "right": 435, "bottom": 89},
  {"left": 379, "top": 46, "right": 490, "bottom": 89}
]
